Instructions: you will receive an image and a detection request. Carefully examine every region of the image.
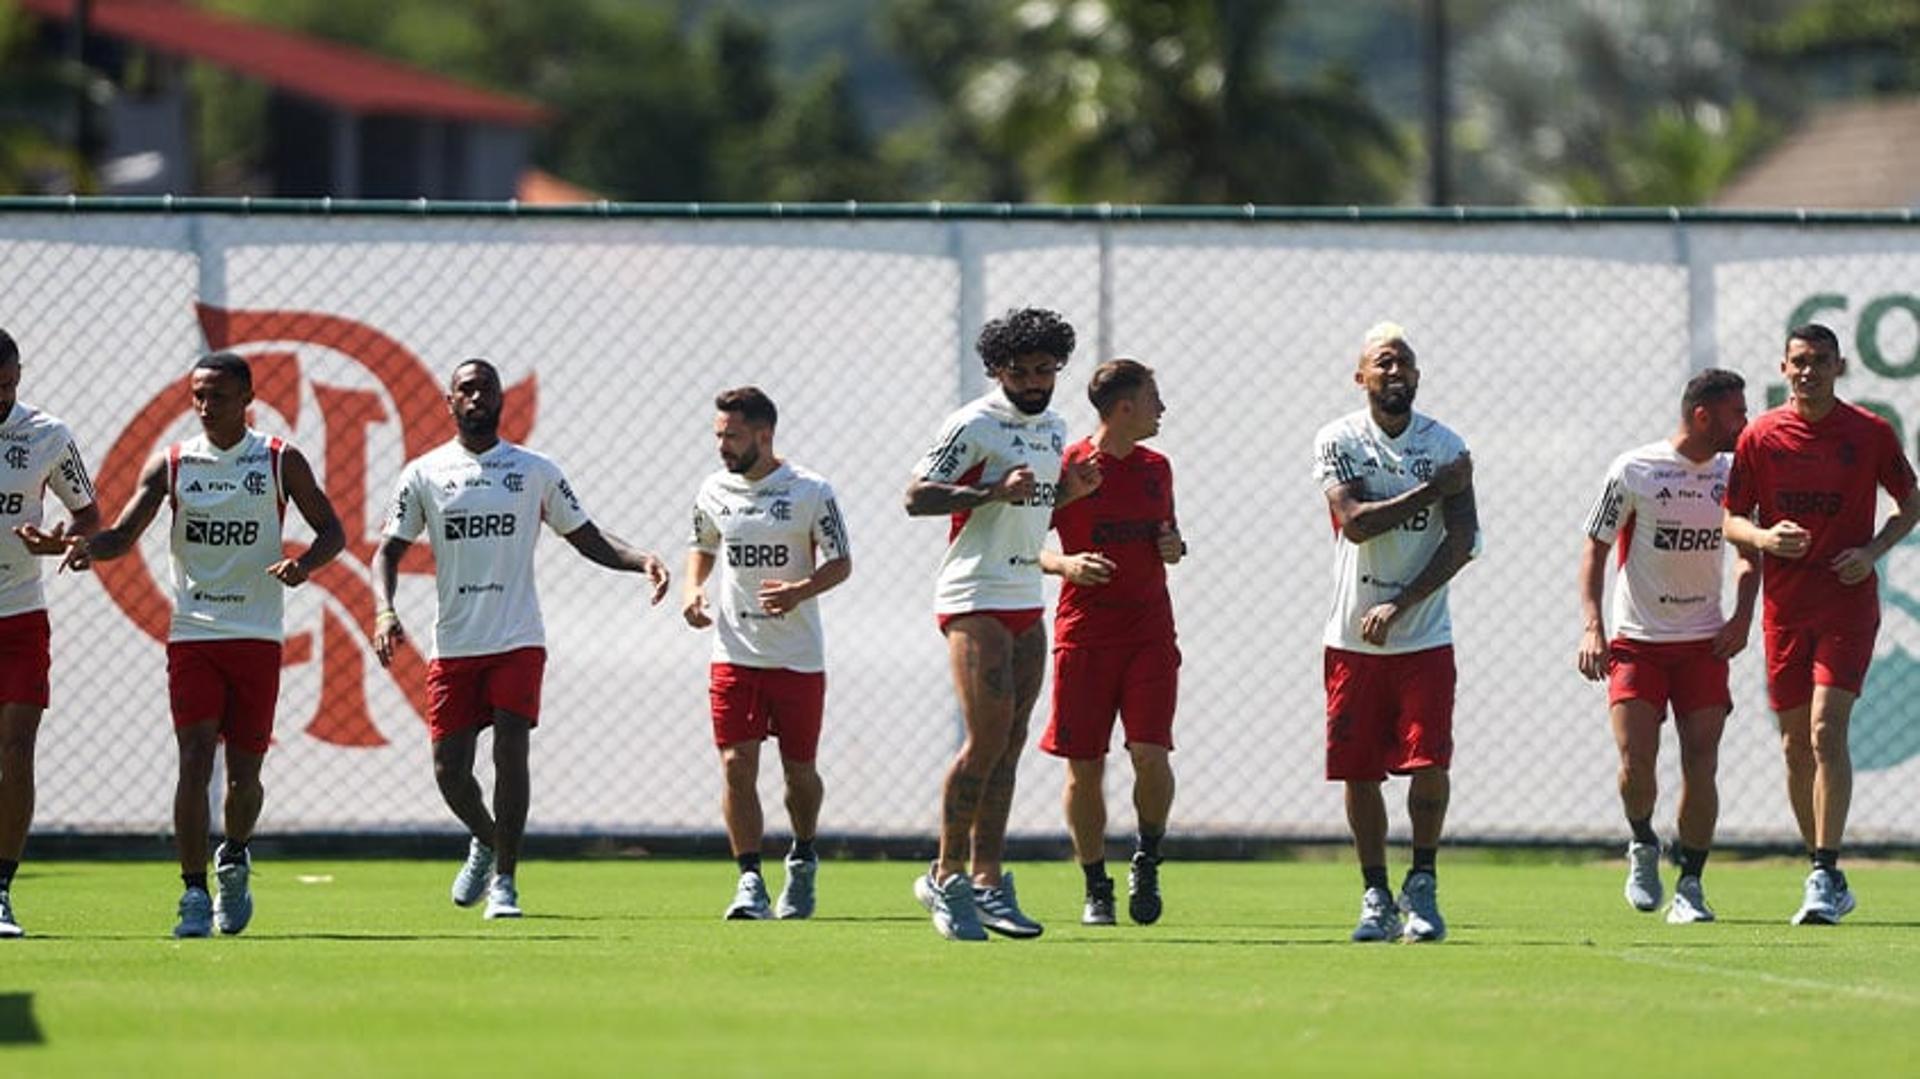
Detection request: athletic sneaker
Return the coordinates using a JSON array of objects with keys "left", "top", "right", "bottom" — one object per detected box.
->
[
  {"left": 451, "top": 837, "right": 495, "bottom": 908},
  {"left": 1128, "top": 852, "right": 1163, "bottom": 925},
  {"left": 212, "top": 845, "right": 254, "bottom": 935},
  {"left": 0, "top": 889, "right": 21, "bottom": 938},
  {"left": 484, "top": 873, "right": 523, "bottom": 920},
  {"left": 1666, "top": 875, "right": 1715, "bottom": 924},
  {"left": 913, "top": 865, "right": 987, "bottom": 942},
  {"left": 1625, "top": 840, "right": 1663, "bottom": 912},
  {"left": 1350, "top": 886, "right": 1401, "bottom": 942},
  {"left": 1791, "top": 867, "right": 1844, "bottom": 926},
  {"left": 1082, "top": 877, "right": 1117, "bottom": 926},
  {"left": 775, "top": 854, "right": 818, "bottom": 920},
  {"left": 725, "top": 870, "right": 774, "bottom": 921},
  {"left": 1833, "top": 878, "right": 1858, "bottom": 921},
  {"left": 174, "top": 886, "right": 214, "bottom": 939},
  {"left": 1398, "top": 872, "right": 1447, "bottom": 942},
  {"left": 973, "top": 871, "right": 1045, "bottom": 939}
]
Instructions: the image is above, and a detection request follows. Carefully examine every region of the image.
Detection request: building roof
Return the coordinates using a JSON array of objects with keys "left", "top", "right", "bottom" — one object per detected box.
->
[
  {"left": 1716, "top": 96, "right": 1920, "bottom": 209},
  {"left": 20, "top": 0, "right": 548, "bottom": 127}
]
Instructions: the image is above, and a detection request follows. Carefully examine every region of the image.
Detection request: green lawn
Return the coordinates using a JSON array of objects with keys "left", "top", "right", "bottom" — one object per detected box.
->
[{"left": 2, "top": 857, "right": 1917, "bottom": 1076}]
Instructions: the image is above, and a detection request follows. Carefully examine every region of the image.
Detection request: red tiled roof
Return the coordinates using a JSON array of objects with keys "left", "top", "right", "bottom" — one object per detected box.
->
[
  {"left": 1717, "top": 97, "right": 1920, "bottom": 209},
  {"left": 20, "top": 0, "right": 548, "bottom": 126},
  {"left": 517, "top": 168, "right": 601, "bottom": 204}
]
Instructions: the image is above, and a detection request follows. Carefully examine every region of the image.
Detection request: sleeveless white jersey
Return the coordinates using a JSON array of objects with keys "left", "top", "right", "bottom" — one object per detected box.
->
[
  {"left": 912, "top": 388, "right": 1067, "bottom": 614},
  {"left": 689, "top": 461, "right": 850, "bottom": 673},
  {"left": 167, "top": 430, "right": 289, "bottom": 643},
  {"left": 0, "top": 403, "right": 97, "bottom": 618},
  {"left": 383, "top": 439, "right": 590, "bottom": 660},
  {"left": 1311, "top": 409, "right": 1473, "bottom": 654},
  {"left": 1583, "top": 440, "right": 1731, "bottom": 642}
]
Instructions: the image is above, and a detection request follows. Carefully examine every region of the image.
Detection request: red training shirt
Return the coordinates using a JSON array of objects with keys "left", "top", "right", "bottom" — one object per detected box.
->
[
  {"left": 1051, "top": 438, "right": 1178, "bottom": 648},
  {"left": 1723, "top": 400, "right": 1917, "bottom": 628}
]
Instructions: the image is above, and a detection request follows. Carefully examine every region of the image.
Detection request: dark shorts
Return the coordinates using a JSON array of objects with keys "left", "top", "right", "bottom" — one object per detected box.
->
[
  {"left": 426, "top": 647, "right": 546, "bottom": 741},
  {"left": 0, "top": 609, "right": 51, "bottom": 708},
  {"left": 168, "top": 639, "right": 284, "bottom": 755},
  {"left": 1323, "top": 646, "right": 1455, "bottom": 782},
  {"left": 1607, "top": 637, "right": 1731, "bottom": 718},
  {"left": 709, "top": 663, "right": 826, "bottom": 763},
  {"left": 1040, "top": 641, "right": 1180, "bottom": 759}
]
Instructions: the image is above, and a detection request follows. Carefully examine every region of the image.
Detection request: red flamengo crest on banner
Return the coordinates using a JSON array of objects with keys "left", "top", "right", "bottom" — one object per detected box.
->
[{"left": 92, "top": 305, "right": 539, "bottom": 747}]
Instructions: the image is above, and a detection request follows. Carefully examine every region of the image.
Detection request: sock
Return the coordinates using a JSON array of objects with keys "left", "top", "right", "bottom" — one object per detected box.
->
[
  {"left": 1362, "top": 865, "right": 1390, "bottom": 892},
  {"left": 1082, "top": 860, "right": 1109, "bottom": 890},
  {"left": 790, "top": 837, "right": 816, "bottom": 862},
  {"left": 736, "top": 853, "right": 762, "bottom": 877},
  {"left": 1136, "top": 829, "right": 1164, "bottom": 862},
  {"left": 1678, "top": 845, "right": 1709, "bottom": 879},
  {"left": 216, "top": 840, "right": 248, "bottom": 866},
  {"left": 182, "top": 872, "right": 208, "bottom": 892},
  {"left": 1629, "top": 817, "right": 1658, "bottom": 845},
  {"left": 0, "top": 858, "right": 17, "bottom": 890},
  {"left": 1813, "top": 848, "right": 1846, "bottom": 889},
  {"left": 1409, "top": 847, "right": 1437, "bottom": 879}
]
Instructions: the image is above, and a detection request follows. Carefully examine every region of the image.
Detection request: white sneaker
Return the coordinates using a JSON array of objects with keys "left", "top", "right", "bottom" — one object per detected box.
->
[
  {"left": 1399, "top": 872, "right": 1447, "bottom": 942},
  {"left": 1666, "top": 875, "right": 1715, "bottom": 924},
  {"left": 484, "top": 873, "right": 522, "bottom": 919},
  {"left": 1833, "top": 878, "right": 1857, "bottom": 921},
  {"left": 775, "top": 854, "right": 817, "bottom": 920},
  {"left": 212, "top": 845, "right": 254, "bottom": 935},
  {"left": 1625, "top": 841, "right": 1663, "bottom": 912},
  {"left": 0, "top": 889, "right": 22, "bottom": 938},
  {"left": 913, "top": 864, "right": 987, "bottom": 942},
  {"left": 1791, "top": 867, "right": 1843, "bottom": 926},
  {"left": 724, "top": 871, "right": 774, "bottom": 921},
  {"left": 1350, "top": 886, "right": 1401, "bottom": 942},
  {"left": 174, "top": 886, "right": 214, "bottom": 938},
  {"left": 452, "top": 837, "right": 495, "bottom": 908}
]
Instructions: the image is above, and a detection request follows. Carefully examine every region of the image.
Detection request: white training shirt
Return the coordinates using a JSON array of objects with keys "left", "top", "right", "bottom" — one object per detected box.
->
[
  {"left": 689, "top": 461, "right": 850, "bottom": 673},
  {"left": 1582, "top": 440, "right": 1731, "bottom": 642},
  {"left": 1312, "top": 408, "right": 1473, "bottom": 654},
  {"left": 167, "top": 429, "right": 289, "bottom": 643},
  {"left": 912, "top": 387, "right": 1067, "bottom": 614},
  {"left": 0, "top": 403, "right": 97, "bottom": 619},
  {"left": 383, "top": 439, "right": 591, "bottom": 659}
]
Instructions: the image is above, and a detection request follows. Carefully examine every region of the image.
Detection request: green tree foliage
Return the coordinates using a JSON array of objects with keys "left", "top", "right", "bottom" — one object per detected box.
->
[
  {"left": 0, "top": 0, "right": 87, "bottom": 194},
  {"left": 1751, "top": 0, "right": 1920, "bottom": 94},
  {"left": 882, "top": 0, "right": 1408, "bottom": 203}
]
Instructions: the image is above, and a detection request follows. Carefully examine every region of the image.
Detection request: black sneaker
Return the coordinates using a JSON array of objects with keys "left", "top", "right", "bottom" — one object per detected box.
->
[
  {"left": 1128, "top": 852, "right": 1163, "bottom": 925},
  {"left": 1082, "top": 877, "right": 1116, "bottom": 926}
]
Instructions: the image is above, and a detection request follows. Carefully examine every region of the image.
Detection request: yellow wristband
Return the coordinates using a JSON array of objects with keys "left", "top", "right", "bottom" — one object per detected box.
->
[{"left": 374, "top": 609, "right": 399, "bottom": 625}]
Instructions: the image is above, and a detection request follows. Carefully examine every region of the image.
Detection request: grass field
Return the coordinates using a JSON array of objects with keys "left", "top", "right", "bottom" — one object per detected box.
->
[{"left": 2, "top": 855, "right": 1918, "bottom": 1077}]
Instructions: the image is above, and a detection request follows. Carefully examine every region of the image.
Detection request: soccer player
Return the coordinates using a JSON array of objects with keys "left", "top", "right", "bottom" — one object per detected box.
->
[
  {"left": 683, "top": 386, "right": 851, "bottom": 921},
  {"left": 1039, "top": 359, "right": 1184, "bottom": 927},
  {"left": 1578, "top": 370, "right": 1758, "bottom": 924},
  {"left": 0, "top": 328, "right": 101, "bottom": 938},
  {"left": 904, "top": 307, "right": 1099, "bottom": 942},
  {"left": 63, "top": 351, "right": 344, "bottom": 938},
  {"left": 372, "top": 359, "right": 669, "bottom": 921},
  {"left": 1311, "top": 322, "right": 1477, "bottom": 944},
  {"left": 1721, "top": 324, "right": 1919, "bottom": 925}
]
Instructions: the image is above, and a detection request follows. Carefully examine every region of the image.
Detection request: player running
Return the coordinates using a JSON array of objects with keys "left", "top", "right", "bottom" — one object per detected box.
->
[
  {"left": 0, "top": 328, "right": 102, "bottom": 938},
  {"left": 683, "top": 387, "right": 851, "bottom": 921},
  {"left": 1721, "top": 324, "right": 1919, "bottom": 925},
  {"left": 64, "top": 352, "right": 344, "bottom": 938},
  {"left": 1578, "top": 370, "right": 1757, "bottom": 923},
  {"left": 373, "top": 359, "right": 669, "bottom": 921},
  {"left": 904, "top": 307, "right": 1099, "bottom": 942},
  {"left": 1039, "top": 359, "right": 1184, "bottom": 926},
  {"left": 1311, "top": 322, "right": 1477, "bottom": 944}
]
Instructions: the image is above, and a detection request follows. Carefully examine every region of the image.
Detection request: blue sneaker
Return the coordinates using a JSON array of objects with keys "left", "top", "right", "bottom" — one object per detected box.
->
[
  {"left": 1398, "top": 872, "right": 1447, "bottom": 942},
  {"left": 913, "top": 865, "right": 987, "bottom": 942},
  {"left": 973, "top": 871, "right": 1044, "bottom": 939},
  {"left": 174, "top": 887, "right": 213, "bottom": 939},
  {"left": 1351, "top": 886, "right": 1401, "bottom": 942},
  {"left": 1791, "top": 868, "right": 1843, "bottom": 926},
  {"left": 213, "top": 845, "right": 254, "bottom": 935}
]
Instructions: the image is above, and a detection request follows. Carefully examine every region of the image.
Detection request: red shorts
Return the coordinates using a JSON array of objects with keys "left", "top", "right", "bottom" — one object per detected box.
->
[
  {"left": 426, "top": 647, "right": 546, "bottom": 742},
  {"left": 167, "top": 639, "right": 284, "bottom": 755},
  {"left": 0, "top": 609, "right": 52, "bottom": 708},
  {"left": 1606, "top": 638, "right": 1731, "bottom": 717},
  {"left": 1041, "top": 641, "right": 1180, "bottom": 759},
  {"left": 709, "top": 663, "right": 826, "bottom": 762},
  {"left": 1764, "top": 611, "right": 1879, "bottom": 712},
  {"left": 937, "top": 608, "right": 1044, "bottom": 637},
  {"left": 1323, "top": 646, "right": 1455, "bottom": 782}
]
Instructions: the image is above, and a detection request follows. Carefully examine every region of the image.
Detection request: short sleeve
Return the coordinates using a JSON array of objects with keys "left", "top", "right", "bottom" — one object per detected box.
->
[
  {"left": 913, "top": 414, "right": 984, "bottom": 484},
  {"left": 1312, "top": 427, "right": 1358, "bottom": 492},
  {"left": 1876, "top": 420, "right": 1917, "bottom": 503},
  {"left": 1582, "top": 457, "right": 1631, "bottom": 543},
  {"left": 541, "top": 461, "right": 592, "bottom": 536},
  {"left": 381, "top": 467, "right": 426, "bottom": 542},
  {"left": 42, "top": 425, "right": 97, "bottom": 513},
  {"left": 1723, "top": 428, "right": 1760, "bottom": 515},
  {"left": 812, "top": 481, "right": 850, "bottom": 562}
]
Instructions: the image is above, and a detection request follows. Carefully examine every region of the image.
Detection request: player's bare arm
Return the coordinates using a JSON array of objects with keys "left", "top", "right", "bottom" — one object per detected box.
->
[
  {"left": 370, "top": 535, "right": 412, "bottom": 667},
  {"left": 65, "top": 451, "right": 170, "bottom": 571},
  {"left": 562, "top": 522, "right": 670, "bottom": 604},
  {"left": 1830, "top": 486, "right": 1920, "bottom": 586},
  {"left": 1576, "top": 535, "right": 1611, "bottom": 681},
  {"left": 1359, "top": 487, "right": 1478, "bottom": 646},
  {"left": 758, "top": 555, "right": 852, "bottom": 615},
  {"left": 681, "top": 548, "right": 716, "bottom": 628},
  {"left": 1712, "top": 543, "right": 1761, "bottom": 659},
  {"left": 1327, "top": 452, "right": 1471, "bottom": 543},
  {"left": 1721, "top": 508, "right": 1810, "bottom": 559},
  {"left": 267, "top": 447, "right": 345, "bottom": 588},
  {"left": 14, "top": 502, "right": 102, "bottom": 556},
  {"left": 904, "top": 466, "right": 1035, "bottom": 516},
  {"left": 1039, "top": 546, "right": 1115, "bottom": 585}
]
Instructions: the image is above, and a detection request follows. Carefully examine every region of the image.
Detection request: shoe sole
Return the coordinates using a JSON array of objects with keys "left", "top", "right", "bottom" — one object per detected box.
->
[
  {"left": 724, "top": 908, "right": 773, "bottom": 921},
  {"left": 1129, "top": 899, "right": 1163, "bottom": 925},
  {"left": 1791, "top": 908, "right": 1837, "bottom": 926},
  {"left": 173, "top": 926, "right": 212, "bottom": 938},
  {"left": 484, "top": 909, "right": 523, "bottom": 920},
  {"left": 978, "top": 919, "right": 1043, "bottom": 939},
  {"left": 0, "top": 925, "right": 24, "bottom": 939},
  {"left": 1351, "top": 926, "right": 1399, "bottom": 942}
]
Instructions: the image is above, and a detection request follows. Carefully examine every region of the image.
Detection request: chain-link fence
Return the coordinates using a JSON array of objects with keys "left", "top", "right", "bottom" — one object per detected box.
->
[{"left": 5, "top": 201, "right": 1920, "bottom": 846}]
